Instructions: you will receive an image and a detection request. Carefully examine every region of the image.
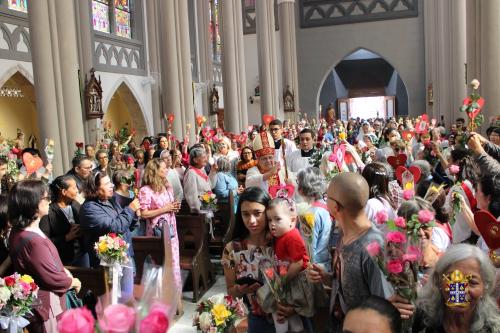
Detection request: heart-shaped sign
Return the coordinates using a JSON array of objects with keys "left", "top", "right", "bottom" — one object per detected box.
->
[
  {"left": 474, "top": 210, "right": 500, "bottom": 250},
  {"left": 22, "top": 152, "right": 43, "bottom": 176},
  {"left": 395, "top": 165, "right": 422, "bottom": 184},
  {"left": 463, "top": 97, "right": 485, "bottom": 120},
  {"left": 269, "top": 184, "right": 295, "bottom": 199},
  {"left": 201, "top": 128, "right": 215, "bottom": 140},
  {"left": 262, "top": 114, "right": 275, "bottom": 126},
  {"left": 387, "top": 154, "right": 408, "bottom": 169},
  {"left": 328, "top": 144, "right": 346, "bottom": 170},
  {"left": 401, "top": 130, "right": 414, "bottom": 142}
]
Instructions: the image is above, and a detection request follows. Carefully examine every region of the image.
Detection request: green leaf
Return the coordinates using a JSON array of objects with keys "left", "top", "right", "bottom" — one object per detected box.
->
[
  {"left": 386, "top": 219, "right": 398, "bottom": 231},
  {"left": 459, "top": 105, "right": 467, "bottom": 112}
]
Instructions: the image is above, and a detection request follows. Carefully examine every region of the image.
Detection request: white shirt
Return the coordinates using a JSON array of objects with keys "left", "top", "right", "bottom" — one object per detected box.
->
[
  {"left": 432, "top": 227, "right": 451, "bottom": 252},
  {"left": 287, "top": 150, "right": 311, "bottom": 173},
  {"left": 166, "top": 169, "right": 184, "bottom": 202},
  {"left": 274, "top": 138, "right": 298, "bottom": 168},
  {"left": 365, "top": 197, "right": 397, "bottom": 228},
  {"left": 183, "top": 168, "right": 216, "bottom": 213},
  {"left": 245, "top": 165, "right": 295, "bottom": 194},
  {"left": 446, "top": 180, "right": 474, "bottom": 243}
]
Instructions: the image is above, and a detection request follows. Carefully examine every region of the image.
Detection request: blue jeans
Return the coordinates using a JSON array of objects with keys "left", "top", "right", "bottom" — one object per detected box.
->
[
  {"left": 119, "top": 259, "right": 135, "bottom": 302},
  {"left": 247, "top": 313, "right": 275, "bottom": 333}
]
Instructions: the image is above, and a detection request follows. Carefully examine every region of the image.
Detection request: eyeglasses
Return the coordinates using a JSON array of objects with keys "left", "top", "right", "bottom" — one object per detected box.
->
[
  {"left": 41, "top": 196, "right": 51, "bottom": 203},
  {"left": 326, "top": 195, "right": 343, "bottom": 209},
  {"left": 269, "top": 127, "right": 281, "bottom": 132}
]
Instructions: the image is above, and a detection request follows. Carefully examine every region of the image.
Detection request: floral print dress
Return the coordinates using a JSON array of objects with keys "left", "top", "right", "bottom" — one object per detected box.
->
[{"left": 138, "top": 185, "right": 181, "bottom": 289}]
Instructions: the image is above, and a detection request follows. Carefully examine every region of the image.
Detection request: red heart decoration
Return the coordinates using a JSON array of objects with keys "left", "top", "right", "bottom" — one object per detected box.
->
[
  {"left": 269, "top": 184, "right": 295, "bottom": 199},
  {"left": 387, "top": 154, "right": 408, "bottom": 169},
  {"left": 474, "top": 210, "right": 500, "bottom": 249},
  {"left": 401, "top": 130, "right": 414, "bottom": 142},
  {"left": 463, "top": 97, "right": 485, "bottom": 120},
  {"left": 22, "top": 152, "right": 43, "bottom": 176},
  {"left": 201, "top": 128, "right": 215, "bottom": 140},
  {"left": 328, "top": 144, "right": 346, "bottom": 170},
  {"left": 395, "top": 165, "right": 422, "bottom": 184},
  {"left": 262, "top": 114, "right": 275, "bottom": 126}
]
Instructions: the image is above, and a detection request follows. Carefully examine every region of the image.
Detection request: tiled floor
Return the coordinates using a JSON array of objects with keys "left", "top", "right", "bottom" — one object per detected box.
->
[{"left": 171, "top": 275, "right": 228, "bottom": 332}]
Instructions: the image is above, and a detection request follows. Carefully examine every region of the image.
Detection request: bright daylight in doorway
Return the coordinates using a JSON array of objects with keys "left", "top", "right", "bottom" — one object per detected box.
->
[{"left": 348, "top": 96, "right": 386, "bottom": 119}]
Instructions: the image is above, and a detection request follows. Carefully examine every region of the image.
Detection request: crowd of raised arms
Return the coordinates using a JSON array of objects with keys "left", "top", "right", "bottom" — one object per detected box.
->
[{"left": 0, "top": 109, "right": 499, "bottom": 333}]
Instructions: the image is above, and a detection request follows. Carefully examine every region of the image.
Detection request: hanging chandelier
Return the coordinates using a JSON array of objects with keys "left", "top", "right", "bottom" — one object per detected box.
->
[{"left": 0, "top": 87, "right": 23, "bottom": 98}]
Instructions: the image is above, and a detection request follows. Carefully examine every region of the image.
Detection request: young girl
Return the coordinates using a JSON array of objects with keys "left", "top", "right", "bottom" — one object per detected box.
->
[{"left": 261, "top": 198, "right": 315, "bottom": 332}]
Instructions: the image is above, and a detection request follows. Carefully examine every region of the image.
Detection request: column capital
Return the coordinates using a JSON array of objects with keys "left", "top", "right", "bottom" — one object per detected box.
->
[{"left": 277, "top": 0, "right": 295, "bottom": 4}]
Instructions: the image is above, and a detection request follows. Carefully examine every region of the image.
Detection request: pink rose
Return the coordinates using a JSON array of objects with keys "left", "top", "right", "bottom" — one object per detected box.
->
[
  {"left": 99, "top": 304, "right": 136, "bottom": 333},
  {"left": 375, "top": 210, "right": 389, "bottom": 225},
  {"left": 366, "top": 241, "right": 381, "bottom": 257},
  {"left": 406, "top": 245, "right": 422, "bottom": 259},
  {"left": 402, "top": 254, "right": 418, "bottom": 262},
  {"left": 57, "top": 308, "right": 95, "bottom": 333},
  {"left": 448, "top": 164, "right": 460, "bottom": 175},
  {"left": 394, "top": 217, "right": 406, "bottom": 228},
  {"left": 402, "top": 190, "right": 414, "bottom": 200},
  {"left": 387, "top": 260, "right": 403, "bottom": 274},
  {"left": 140, "top": 303, "right": 170, "bottom": 333},
  {"left": 386, "top": 231, "right": 407, "bottom": 243},
  {"left": 417, "top": 210, "right": 435, "bottom": 224}
]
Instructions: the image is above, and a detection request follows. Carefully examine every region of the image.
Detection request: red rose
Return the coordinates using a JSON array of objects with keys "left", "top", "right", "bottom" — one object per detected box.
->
[
  {"left": 387, "top": 260, "right": 403, "bottom": 274},
  {"left": 108, "top": 233, "right": 117, "bottom": 238},
  {"left": 4, "top": 276, "right": 15, "bottom": 287}
]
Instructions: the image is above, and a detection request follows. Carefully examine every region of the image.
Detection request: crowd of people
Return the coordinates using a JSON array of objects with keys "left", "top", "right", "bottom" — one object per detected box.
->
[{"left": 0, "top": 111, "right": 499, "bottom": 332}]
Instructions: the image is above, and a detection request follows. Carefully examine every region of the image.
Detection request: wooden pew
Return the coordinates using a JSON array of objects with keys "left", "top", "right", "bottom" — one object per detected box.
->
[
  {"left": 65, "top": 266, "right": 107, "bottom": 298},
  {"left": 176, "top": 213, "right": 215, "bottom": 302},
  {"left": 132, "top": 236, "right": 164, "bottom": 285},
  {"left": 210, "top": 191, "right": 236, "bottom": 257}
]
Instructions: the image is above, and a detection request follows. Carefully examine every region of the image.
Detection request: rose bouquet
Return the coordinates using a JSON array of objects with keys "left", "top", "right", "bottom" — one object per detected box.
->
[
  {"left": 0, "top": 273, "right": 39, "bottom": 332},
  {"left": 193, "top": 294, "right": 247, "bottom": 333},
  {"left": 199, "top": 191, "right": 218, "bottom": 211},
  {"left": 94, "top": 233, "right": 129, "bottom": 265},
  {"left": 367, "top": 210, "right": 435, "bottom": 302},
  {"left": 95, "top": 233, "right": 130, "bottom": 304}
]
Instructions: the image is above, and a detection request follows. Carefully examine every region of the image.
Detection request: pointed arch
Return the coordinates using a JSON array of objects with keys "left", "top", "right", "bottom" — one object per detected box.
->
[
  {"left": 103, "top": 77, "right": 150, "bottom": 138},
  {"left": 0, "top": 64, "right": 33, "bottom": 88}
]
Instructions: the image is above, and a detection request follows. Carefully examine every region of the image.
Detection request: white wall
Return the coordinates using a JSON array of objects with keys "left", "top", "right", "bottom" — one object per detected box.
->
[
  {"left": 296, "top": 2, "right": 425, "bottom": 119},
  {"left": 243, "top": 30, "right": 283, "bottom": 126}
]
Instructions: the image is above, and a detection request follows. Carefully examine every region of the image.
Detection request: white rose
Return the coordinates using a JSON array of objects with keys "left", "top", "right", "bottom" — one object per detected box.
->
[
  {"left": 199, "top": 312, "right": 212, "bottom": 332},
  {"left": 208, "top": 293, "right": 224, "bottom": 305},
  {"left": 470, "top": 79, "right": 480, "bottom": 90},
  {"left": 0, "top": 287, "right": 11, "bottom": 303}
]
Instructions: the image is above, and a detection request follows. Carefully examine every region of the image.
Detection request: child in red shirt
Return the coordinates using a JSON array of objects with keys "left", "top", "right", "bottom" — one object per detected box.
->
[{"left": 264, "top": 198, "right": 315, "bottom": 332}]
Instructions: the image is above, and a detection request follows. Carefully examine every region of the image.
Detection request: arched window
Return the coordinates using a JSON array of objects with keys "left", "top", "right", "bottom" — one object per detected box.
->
[
  {"left": 92, "top": 0, "right": 132, "bottom": 39},
  {"left": 7, "top": 0, "right": 27, "bottom": 13}
]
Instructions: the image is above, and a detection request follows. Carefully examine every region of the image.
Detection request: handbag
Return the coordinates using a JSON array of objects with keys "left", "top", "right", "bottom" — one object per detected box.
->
[{"left": 65, "top": 288, "right": 83, "bottom": 309}]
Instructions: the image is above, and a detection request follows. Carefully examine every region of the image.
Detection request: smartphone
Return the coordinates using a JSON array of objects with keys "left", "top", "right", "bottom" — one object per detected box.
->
[{"left": 235, "top": 276, "right": 262, "bottom": 286}]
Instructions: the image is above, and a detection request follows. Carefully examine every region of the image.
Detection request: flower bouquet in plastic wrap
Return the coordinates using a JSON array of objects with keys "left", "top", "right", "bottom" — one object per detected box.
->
[
  {"left": 0, "top": 273, "right": 39, "bottom": 333},
  {"left": 193, "top": 294, "right": 247, "bottom": 333},
  {"left": 199, "top": 190, "right": 218, "bottom": 238},
  {"left": 94, "top": 233, "right": 130, "bottom": 304}
]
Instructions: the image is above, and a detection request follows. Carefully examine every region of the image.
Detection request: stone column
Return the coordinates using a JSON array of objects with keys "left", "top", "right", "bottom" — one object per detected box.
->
[
  {"left": 256, "top": 0, "right": 281, "bottom": 119},
  {"left": 196, "top": 0, "right": 213, "bottom": 116},
  {"left": 278, "top": 0, "right": 299, "bottom": 120},
  {"left": 159, "top": 0, "right": 195, "bottom": 143},
  {"left": 75, "top": 0, "right": 98, "bottom": 144},
  {"left": 28, "top": 0, "right": 84, "bottom": 174},
  {"left": 220, "top": 0, "right": 248, "bottom": 132},
  {"left": 480, "top": 0, "right": 500, "bottom": 128},
  {"left": 145, "top": 0, "right": 163, "bottom": 135},
  {"left": 424, "top": 0, "right": 466, "bottom": 127}
]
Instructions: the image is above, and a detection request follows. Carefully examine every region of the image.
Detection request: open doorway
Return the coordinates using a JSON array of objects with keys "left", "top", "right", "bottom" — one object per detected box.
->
[{"left": 318, "top": 48, "right": 408, "bottom": 121}]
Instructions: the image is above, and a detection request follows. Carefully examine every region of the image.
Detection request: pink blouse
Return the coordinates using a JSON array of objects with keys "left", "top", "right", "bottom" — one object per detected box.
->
[{"left": 138, "top": 185, "right": 177, "bottom": 236}]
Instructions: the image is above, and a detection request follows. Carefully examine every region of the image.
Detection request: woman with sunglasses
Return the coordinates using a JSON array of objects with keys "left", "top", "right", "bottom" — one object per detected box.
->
[
  {"left": 9, "top": 180, "right": 81, "bottom": 332},
  {"left": 79, "top": 172, "right": 140, "bottom": 301}
]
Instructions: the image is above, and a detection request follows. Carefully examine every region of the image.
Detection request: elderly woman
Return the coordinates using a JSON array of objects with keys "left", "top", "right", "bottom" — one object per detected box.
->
[
  {"left": 213, "top": 156, "right": 240, "bottom": 202},
  {"left": 213, "top": 136, "right": 240, "bottom": 163},
  {"left": 9, "top": 180, "right": 81, "bottom": 332},
  {"left": 296, "top": 167, "right": 333, "bottom": 270},
  {"left": 160, "top": 150, "right": 184, "bottom": 202},
  {"left": 183, "top": 144, "right": 217, "bottom": 213},
  {"left": 79, "top": 172, "right": 140, "bottom": 301},
  {"left": 414, "top": 244, "right": 500, "bottom": 332}
]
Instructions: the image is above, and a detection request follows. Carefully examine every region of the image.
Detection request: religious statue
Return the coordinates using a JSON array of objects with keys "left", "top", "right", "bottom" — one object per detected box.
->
[
  {"left": 283, "top": 85, "right": 295, "bottom": 113},
  {"left": 84, "top": 68, "right": 104, "bottom": 119},
  {"left": 326, "top": 104, "right": 336, "bottom": 125},
  {"left": 209, "top": 84, "right": 219, "bottom": 115}
]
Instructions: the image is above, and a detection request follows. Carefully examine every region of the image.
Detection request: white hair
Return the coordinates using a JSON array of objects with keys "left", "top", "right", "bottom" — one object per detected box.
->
[{"left": 417, "top": 244, "right": 500, "bottom": 332}]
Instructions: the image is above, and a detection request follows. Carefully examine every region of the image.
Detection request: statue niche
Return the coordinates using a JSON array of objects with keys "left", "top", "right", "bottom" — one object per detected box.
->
[
  {"left": 85, "top": 68, "right": 104, "bottom": 119},
  {"left": 209, "top": 84, "right": 219, "bottom": 115},
  {"left": 283, "top": 85, "right": 295, "bottom": 113}
]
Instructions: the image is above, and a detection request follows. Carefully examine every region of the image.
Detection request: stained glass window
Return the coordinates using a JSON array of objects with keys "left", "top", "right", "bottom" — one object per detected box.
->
[
  {"left": 114, "top": 6, "right": 131, "bottom": 38},
  {"left": 209, "top": 0, "right": 221, "bottom": 63},
  {"left": 8, "top": 0, "right": 27, "bottom": 13},
  {"left": 114, "top": 0, "right": 129, "bottom": 11},
  {"left": 92, "top": 0, "right": 110, "bottom": 33}
]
